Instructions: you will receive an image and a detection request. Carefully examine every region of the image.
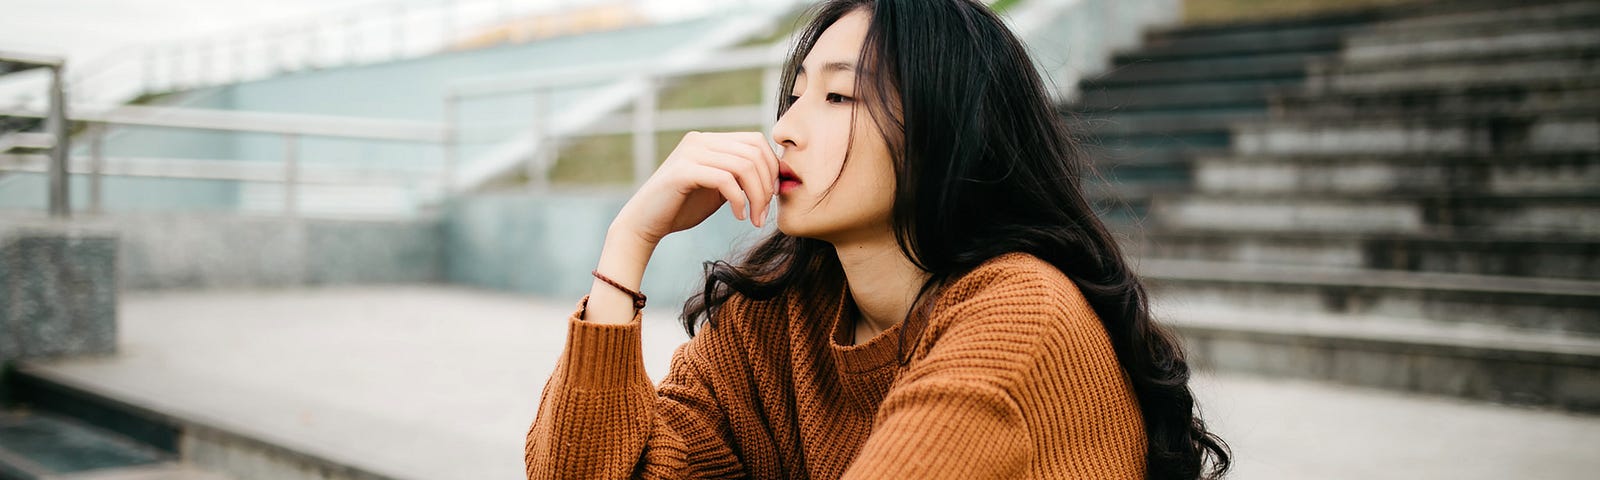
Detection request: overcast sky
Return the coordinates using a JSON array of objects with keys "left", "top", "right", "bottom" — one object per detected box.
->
[{"left": 0, "top": 0, "right": 736, "bottom": 66}]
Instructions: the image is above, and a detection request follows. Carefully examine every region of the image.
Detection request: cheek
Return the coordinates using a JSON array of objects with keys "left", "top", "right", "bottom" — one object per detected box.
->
[{"left": 783, "top": 138, "right": 895, "bottom": 234}]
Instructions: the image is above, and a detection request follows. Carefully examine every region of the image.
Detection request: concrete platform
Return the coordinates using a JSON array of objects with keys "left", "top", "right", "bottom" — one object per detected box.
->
[{"left": 16, "top": 286, "right": 1600, "bottom": 479}]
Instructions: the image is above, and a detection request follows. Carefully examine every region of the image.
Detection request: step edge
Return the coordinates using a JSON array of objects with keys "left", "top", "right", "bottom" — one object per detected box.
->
[
  {"left": 9, "top": 365, "right": 405, "bottom": 480},
  {"left": 1140, "top": 258, "right": 1600, "bottom": 297}
]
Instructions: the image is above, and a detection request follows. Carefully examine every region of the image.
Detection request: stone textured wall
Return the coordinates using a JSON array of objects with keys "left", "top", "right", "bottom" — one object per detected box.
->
[{"left": 0, "top": 226, "right": 118, "bottom": 364}]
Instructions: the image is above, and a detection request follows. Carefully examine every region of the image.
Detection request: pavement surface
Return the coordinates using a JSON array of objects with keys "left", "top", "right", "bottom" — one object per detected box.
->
[{"left": 22, "top": 285, "right": 1600, "bottom": 479}]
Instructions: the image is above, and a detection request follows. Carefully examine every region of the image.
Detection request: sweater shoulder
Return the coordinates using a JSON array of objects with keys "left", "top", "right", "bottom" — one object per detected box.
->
[
  {"left": 934, "top": 251, "right": 1092, "bottom": 317},
  {"left": 915, "top": 252, "right": 1114, "bottom": 387}
]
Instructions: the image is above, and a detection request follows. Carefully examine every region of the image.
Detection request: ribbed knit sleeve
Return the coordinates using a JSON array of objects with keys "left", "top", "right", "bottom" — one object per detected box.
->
[
  {"left": 841, "top": 271, "right": 1146, "bottom": 479},
  {"left": 524, "top": 295, "right": 745, "bottom": 480}
]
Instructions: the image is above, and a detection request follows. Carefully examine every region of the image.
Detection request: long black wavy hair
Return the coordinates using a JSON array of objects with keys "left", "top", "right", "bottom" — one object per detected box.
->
[{"left": 679, "top": 0, "right": 1230, "bottom": 478}]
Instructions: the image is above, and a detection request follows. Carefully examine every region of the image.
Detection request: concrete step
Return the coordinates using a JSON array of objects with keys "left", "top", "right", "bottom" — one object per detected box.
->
[
  {"left": 1153, "top": 192, "right": 1600, "bottom": 236},
  {"left": 1073, "top": 79, "right": 1293, "bottom": 112},
  {"left": 1272, "top": 79, "right": 1600, "bottom": 119},
  {"left": 1192, "top": 153, "right": 1600, "bottom": 196},
  {"left": 1232, "top": 112, "right": 1600, "bottom": 155},
  {"left": 0, "top": 409, "right": 178, "bottom": 479},
  {"left": 1166, "top": 305, "right": 1600, "bottom": 412},
  {"left": 1145, "top": 8, "right": 1382, "bottom": 42},
  {"left": 48, "top": 464, "right": 236, "bottom": 480},
  {"left": 1309, "top": 50, "right": 1600, "bottom": 94},
  {"left": 1143, "top": 259, "right": 1600, "bottom": 336},
  {"left": 1069, "top": 109, "right": 1266, "bottom": 137},
  {"left": 1125, "top": 11, "right": 1377, "bottom": 62},
  {"left": 5, "top": 368, "right": 403, "bottom": 480},
  {"left": 1342, "top": 25, "right": 1600, "bottom": 67},
  {"left": 1129, "top": 228, "right": 1600, "bottom": 280},
  {"left": 1085, "top": 52, "right": 1315, "bottom": 87},
  {"left": 1080, "top": 144, "right": 1227, "bottom": 170},
  {"left": 1364, "top": 0, "right": 1600, "bottom": 38}
]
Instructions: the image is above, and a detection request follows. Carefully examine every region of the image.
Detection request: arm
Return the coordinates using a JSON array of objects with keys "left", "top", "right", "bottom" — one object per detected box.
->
[
  {"left": 526, "top": 129, "right": 779, "bottom": 478},
  {"left": 524, "top": 312, "right": 745, "bottom": 480},
  {"left": 524, "top": 230, "right": 745, "bottom": 479}
]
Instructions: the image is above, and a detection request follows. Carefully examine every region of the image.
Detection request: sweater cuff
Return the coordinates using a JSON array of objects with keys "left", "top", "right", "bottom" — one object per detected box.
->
[{"left": 560, "top": 294, "right": 650, "bottom": 390}]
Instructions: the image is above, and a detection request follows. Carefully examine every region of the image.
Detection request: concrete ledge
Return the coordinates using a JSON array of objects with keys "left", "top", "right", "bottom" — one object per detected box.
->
[
  {"left": 1193, "top": 153, "right": 1600, "bottom": 195},
  {"left": 0, "top": 225, "right": 118, "bottom": 365},
  {"left": 1233, "top": 113, "right": 1600, "bottom": 155},
  {"left": 1129, "top": 227, "right": 1600, "bottom": 280},
  {"left": 9, "top": 365, "right": 400, "bottom": 480},
  {"left": 0, "top": 213, "right": 444, "bottom": 291},
  {"left": 1272, "top": 79, "right": 1600, "bottom": 119},
  {"left": 1170, "top": 309, "right": 1600, "bottom": 412},
  {"left": 1154, "top": 192, "right": 1600, "bottom": 235},
  {"left": 1144, "top": 259, "right": 1600, "bottom": 335}
]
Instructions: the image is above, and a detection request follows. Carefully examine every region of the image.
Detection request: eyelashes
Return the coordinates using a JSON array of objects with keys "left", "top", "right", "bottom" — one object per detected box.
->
[{"left": 785, "top": 93, "right": 853, "bottom": 105}]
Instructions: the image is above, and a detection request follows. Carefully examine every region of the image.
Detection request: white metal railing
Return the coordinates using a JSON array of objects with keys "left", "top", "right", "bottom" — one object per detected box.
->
[
  {"left": 444, "top": 43, "right": 788, "bottom": 189},
  {"left": 53, "top": 0, "right": 790, "bottom": 109},
  {"left": 0, "top": 104, "right": 448, "bottom": 218},
  {"left": 441, "top": 0, "right": 1181, "bottom": 189},
  {"left": 64, "top": 0, "right": 649, "bottom": 107},
  {"left": 1, "top": 0, "right": 1180, "bottom": 218}
]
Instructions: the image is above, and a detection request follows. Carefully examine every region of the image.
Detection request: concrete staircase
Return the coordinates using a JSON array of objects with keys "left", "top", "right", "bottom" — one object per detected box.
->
[
  {"left": 1067, "top": 7, "right": 1386, "bottom": 221},
  {"left": 1094, "top": 0, "right": 1600, "bottom": 412}
]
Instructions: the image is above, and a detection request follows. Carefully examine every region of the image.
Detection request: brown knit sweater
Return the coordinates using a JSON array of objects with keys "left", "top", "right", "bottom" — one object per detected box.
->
[{"left": 525, "top": 251, "right": 1146, "bottom": 479}]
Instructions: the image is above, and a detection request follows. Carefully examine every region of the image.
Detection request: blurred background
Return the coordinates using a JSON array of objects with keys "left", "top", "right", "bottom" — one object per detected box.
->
[{"left": 0, "top": 0, "right": 1596, "bottom": 478}]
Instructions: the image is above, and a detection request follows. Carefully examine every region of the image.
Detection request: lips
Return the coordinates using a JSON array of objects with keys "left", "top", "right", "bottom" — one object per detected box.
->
[
  {"left": 778, "top": 162, "right": 801, "bottom": 184},
  {"left": 777, "top": 162, "right": 802, "bottom": 195}
]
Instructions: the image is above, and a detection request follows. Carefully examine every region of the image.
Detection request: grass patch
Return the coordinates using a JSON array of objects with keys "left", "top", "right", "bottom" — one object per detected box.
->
[
  {"left": 547, "top": 125, "right": 765, "bottom": 184},
  {"left": 658, "top": 69, "right": 769, "bottom": 110},
  {"left": 1183, "top": 0, "right": 1428, "bottom": 24}
]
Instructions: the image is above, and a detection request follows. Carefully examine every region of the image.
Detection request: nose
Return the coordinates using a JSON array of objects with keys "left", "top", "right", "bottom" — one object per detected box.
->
[{"left": 771, "top": 104, "right": 799, "bottom": 155}]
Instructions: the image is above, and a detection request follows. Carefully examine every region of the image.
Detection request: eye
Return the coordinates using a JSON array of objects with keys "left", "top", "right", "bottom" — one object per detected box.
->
[{"left": 826, "top": 93, "right": 852, "bottom": 105}]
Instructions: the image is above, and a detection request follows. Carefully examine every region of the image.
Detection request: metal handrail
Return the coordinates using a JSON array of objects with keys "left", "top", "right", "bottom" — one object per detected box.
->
[
  {"left": 0, "top": 103, "right": 449, "bottom": 218},
  {"left": 59, "top": 0, "right": 786, "bottom": 108}
]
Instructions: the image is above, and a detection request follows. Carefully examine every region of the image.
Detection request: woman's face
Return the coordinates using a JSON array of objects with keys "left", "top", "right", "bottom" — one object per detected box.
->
[{"left": 772, "top": 9, "right": 897, "bottom": 245}]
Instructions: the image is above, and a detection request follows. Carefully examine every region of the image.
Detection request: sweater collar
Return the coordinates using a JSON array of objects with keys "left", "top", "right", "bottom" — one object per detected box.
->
[{"left": 825, "top": 280, "right": 918, "bottom": 375}]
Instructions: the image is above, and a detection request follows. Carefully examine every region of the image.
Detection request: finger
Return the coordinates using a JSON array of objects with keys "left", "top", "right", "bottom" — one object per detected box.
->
[
  {"left": 698, "top": 150, "right": 769, "bottom": 227},
  {"left": 687, "top": 163, "right": 751, "bottom": 223},
  {"left": 736, "top": 132, "right": 781, "bottom": 192},
  {"left": 705, "top": 142, "right": 772, "bottom": 225},
  {"left": 742, "top": 130, "right": 780, "bottom": 222}
]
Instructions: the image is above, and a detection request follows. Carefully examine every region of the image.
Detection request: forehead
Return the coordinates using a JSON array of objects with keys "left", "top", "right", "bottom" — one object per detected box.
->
[{"left": 797, "top": 9, "right": 870, "bottom": 76}]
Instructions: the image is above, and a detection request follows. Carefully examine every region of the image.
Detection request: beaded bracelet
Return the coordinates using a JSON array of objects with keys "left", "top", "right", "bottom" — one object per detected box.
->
[{"left": 591, "top": 269, "right": 647, "bottom": 311}]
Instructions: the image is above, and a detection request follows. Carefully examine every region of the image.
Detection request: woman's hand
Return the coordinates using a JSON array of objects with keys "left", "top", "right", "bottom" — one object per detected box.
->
[
  {"left": 611, "top": 131, "right": 781, "bottom": 246},
  {"left": 582, "top": 131, "right": 779, "bottom": 325}
]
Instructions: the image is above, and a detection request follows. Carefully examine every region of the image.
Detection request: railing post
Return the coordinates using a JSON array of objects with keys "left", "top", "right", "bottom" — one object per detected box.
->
[
  {"left": 284, "top": 133, "right": 300, "bottom": 219},
  {"left": 526, "top": 89, "right": 548, "bottom": 188},
  {"left": 442, "top": 93, "right": 460, "bottom": 195},
  {"left": 761, "top": 65, "right": 781, "bottom": 130},
  {"left": 46, "top": 64, "right": 70, "bottom": 218},
  {"left": 90, "top": 125, "right": 105, "bottom": 215},
  {"left": 632, "top": 75, "right": 658, "bottom": 188}
]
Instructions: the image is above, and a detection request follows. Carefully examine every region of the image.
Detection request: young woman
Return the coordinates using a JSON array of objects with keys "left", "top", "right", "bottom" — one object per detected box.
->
[{"left": 525, "top": 0, "right": 1230, "bottom": 478}]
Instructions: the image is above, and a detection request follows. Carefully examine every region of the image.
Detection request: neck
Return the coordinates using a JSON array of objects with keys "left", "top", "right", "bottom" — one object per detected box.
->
[{"left": 829, "top": 230, "right": 930, "bottom": 341}]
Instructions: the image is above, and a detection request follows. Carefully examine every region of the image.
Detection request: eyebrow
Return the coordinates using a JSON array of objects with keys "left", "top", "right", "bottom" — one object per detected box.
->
[{"left": 795, "top": 61, "right": 856, "bottom": 76}]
